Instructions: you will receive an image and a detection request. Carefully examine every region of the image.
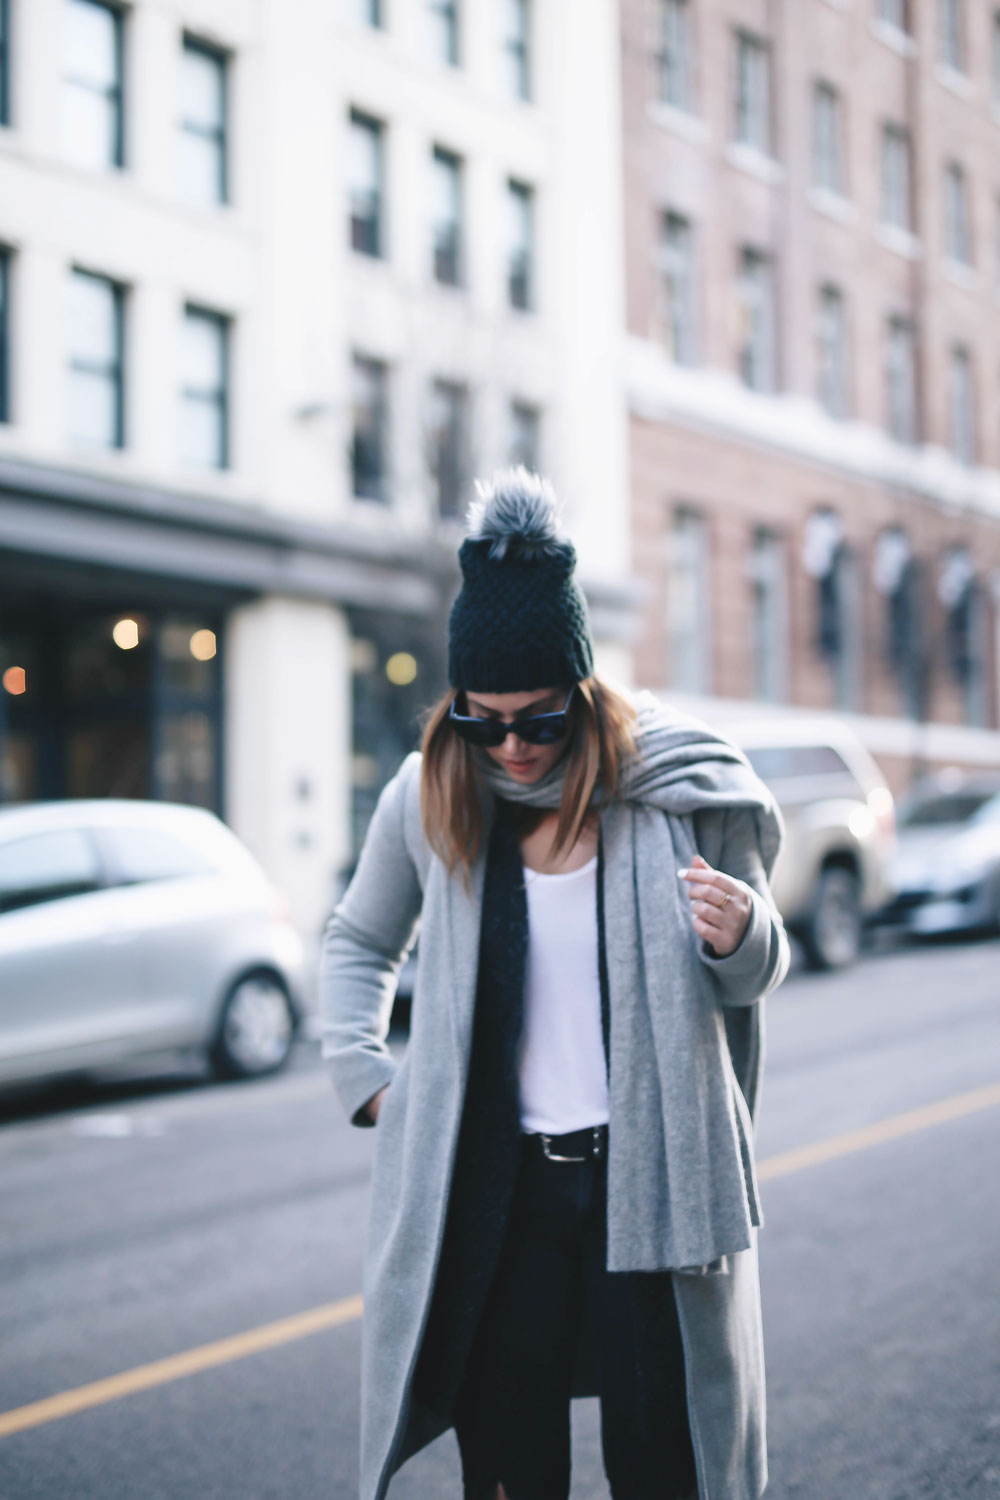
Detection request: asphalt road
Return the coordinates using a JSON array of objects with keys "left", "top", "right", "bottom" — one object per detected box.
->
[{"left": 1, "top": 935, "right": 998, "bottom": 1500}]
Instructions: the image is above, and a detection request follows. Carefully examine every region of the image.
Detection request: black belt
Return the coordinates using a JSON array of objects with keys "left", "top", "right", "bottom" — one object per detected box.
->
[{"left": 522, "top": 1124, "right": 608, "bottom": 1163}]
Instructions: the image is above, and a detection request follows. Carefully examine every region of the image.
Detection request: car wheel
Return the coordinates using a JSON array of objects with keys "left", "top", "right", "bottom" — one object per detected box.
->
[
  {"left": 801, "top": 865, "right": 862, "bottom": 971},
  {"left": 211, "top": 971, "right": 296, "bottom": 1080}
]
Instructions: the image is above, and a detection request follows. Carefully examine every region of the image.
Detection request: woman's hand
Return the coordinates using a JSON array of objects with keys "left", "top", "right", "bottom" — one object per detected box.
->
[
  {"left": 679, "top": 854, "right": 753, "bottom": 958},
  {"left": 365, "top": 1085, "right": 389, "bottom": 1124}
]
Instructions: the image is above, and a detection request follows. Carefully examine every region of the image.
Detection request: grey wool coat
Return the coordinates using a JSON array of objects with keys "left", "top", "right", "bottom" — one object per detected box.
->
[{"left": 320, "top": 710, "right": 790, "bottom": 1500}]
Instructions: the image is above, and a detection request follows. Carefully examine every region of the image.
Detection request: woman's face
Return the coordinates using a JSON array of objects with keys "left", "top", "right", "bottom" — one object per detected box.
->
[{"left": 464, "top": 685, "right": 574, "bottom": 784}]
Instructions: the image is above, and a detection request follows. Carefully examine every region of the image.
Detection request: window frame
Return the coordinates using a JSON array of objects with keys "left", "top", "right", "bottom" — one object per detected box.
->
[
  {"left": 656, "top": 0, "right": 694, "bottom": 113},
  {"left": 948, "top": 343, "right": 975, "bottom": 466},
  {"left": 349, "top": 109, "right": 385, "bottom": 259},
  {"left": 816, "top": 283, "right": 850, "bottom": 419},
  {"left": 429, "top": 0, "right": 460, "bottom": 68},
  {"left": 431, "top": 145, "right": 463, "bottom": 287},
  {"left": 67, "top": 266, "right": 126, "bottom": 450},
  {"left": 658, "top": 210, "right": 697, "bottom": 366},
  {"left": 179, "top": 34, "right": 229, "bottom": 207},
  {"left": 737, "top": 246, "right": 776, "bottom": 393},
  {"left": 885, "top": 313, "right": 917, "bottom": 444},
  {"left": 505, "top": 0, "right": 531, "bottom": 101},
  {"left": 61, "top": 0, "right": 126, "bottom": 170},
  {"left": 812, "top": 81, "right": 844, "bottom": 196},
  {"left": 507, "top": 178, "right": 534, "bottom": 311},
  {"left": 180, "top": 304, "right": 230, "bottom": 471},
  {"left": 351, "top": 353, "right": 390, "bottom": 503},
  {"left": 733, "top": 29, "right": 771, "bottom": 156},
  {"left": 881, "top": 122, "right": 912, "bottom": 231}
]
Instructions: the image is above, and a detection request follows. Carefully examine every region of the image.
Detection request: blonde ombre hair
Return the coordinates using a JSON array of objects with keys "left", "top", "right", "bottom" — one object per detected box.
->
[{"left": 419, "top": 674, "right": 639, "bottom": 879}]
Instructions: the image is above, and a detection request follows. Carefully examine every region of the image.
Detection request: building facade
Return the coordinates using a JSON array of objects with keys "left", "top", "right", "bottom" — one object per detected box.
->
[
  {"left": 623, "top": 0, "right": 1000, "bottom": 792},
  {"left": 0, "top": 0, "right": 633, "bottom": 946}
]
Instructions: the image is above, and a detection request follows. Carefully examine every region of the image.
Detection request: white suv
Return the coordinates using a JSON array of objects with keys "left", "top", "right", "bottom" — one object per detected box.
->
[{"left": 719, "top": 719, "right": 896, "bottom": 970}]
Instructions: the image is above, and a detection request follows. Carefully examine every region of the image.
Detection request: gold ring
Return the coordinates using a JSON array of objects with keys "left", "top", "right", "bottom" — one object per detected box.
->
[{"left": 719, "top": 892, "right": 732, "bottom": 909}]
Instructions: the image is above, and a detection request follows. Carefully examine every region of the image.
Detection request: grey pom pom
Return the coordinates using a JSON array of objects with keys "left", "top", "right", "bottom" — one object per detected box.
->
[{"left": 465, "top": 467, "right": 569, "bottom": 561}]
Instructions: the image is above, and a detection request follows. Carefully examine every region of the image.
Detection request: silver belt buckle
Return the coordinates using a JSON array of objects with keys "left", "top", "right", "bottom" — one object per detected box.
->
[{"left": 538, "top": 1127, "right": 603, "bottom": 1163}]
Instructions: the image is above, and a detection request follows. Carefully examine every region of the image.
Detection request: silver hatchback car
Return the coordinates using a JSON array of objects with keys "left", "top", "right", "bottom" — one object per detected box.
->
[{"left": 0, "top": 800, "right": 305, "bottom": 1089}]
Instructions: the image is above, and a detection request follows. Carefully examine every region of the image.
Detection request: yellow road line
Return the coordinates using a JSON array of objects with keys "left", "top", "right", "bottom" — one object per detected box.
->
[
  {"left": 0, "top": 1295, "right": 362, "bottom": 1439},
  {"left": 756, "top": 1079, "right": 1000, "bottom": 1181},
  {"left": 3, "top": 1077, "right": 999, "bottom": 1440}
]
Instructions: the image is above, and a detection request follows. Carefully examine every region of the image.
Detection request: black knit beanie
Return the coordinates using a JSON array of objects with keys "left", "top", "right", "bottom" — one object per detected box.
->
[{"left": 447, "top": 467, "right": 595, "bottom": 692}]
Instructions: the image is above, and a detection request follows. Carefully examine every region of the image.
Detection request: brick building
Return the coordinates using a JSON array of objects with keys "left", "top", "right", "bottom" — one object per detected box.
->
[{"left": 622, "top": 0, "right": 1000, "bottom": 792}]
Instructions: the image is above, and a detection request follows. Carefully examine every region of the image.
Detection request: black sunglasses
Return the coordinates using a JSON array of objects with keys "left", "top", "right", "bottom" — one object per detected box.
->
[{"left": 449, "top": 686, "right": 576, "bottom": 748}]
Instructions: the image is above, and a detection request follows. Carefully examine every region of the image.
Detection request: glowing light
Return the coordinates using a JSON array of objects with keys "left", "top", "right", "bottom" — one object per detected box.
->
[
  {"left": 189, "top": 629, "right": 217, "bottom": 662},
  {"left": 112, "top": 618, "right": 140, "bottom": 650},
  {"left": 848, "top": 806, "right": 875, "bottom": 840},
  {"left": 2, "top": 666, "right": 26, "bottom": 695},
  {"left": 385, "top": 651, "right": 418, "bottom": 686}
]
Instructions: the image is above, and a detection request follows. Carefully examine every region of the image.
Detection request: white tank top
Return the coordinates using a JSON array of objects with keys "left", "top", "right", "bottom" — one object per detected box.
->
[{"left": 518, "top": 854, "right": 610, "bottom": 1134}]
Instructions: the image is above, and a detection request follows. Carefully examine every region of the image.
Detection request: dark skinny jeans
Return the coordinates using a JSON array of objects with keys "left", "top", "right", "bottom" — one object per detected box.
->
[{"left": 453, "top": 1134, "right": 699, "bottom": 1500}]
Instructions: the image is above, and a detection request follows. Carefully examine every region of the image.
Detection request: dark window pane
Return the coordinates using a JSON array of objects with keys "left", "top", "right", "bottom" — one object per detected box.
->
[
  {"left": 0, "top": 828, "right": 102, "bottom": 914},
  {"left": 0, "top": 249, "right": 9, "bottom": 423},
  {"left": 350, "top": 111, "right": 383, "bottom": 257},
  {"left": 508, "top": 180, "right": 533, "bottom": 309},
  {"left": 432, "top": 147, "right": 462, "bottom": 285},
  {"left": 352, "top": 355, "right": 388, "bottom": 501},
  {"left": 428, "top": 379, "right": 468, "bottom": 518}
]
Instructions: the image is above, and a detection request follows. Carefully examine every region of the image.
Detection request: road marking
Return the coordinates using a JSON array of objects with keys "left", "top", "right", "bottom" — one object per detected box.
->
[
  {"left": 0, "top": 1296, "right": 363, "bottom": 1439},
  {"left": 2, "top": 1078, "right": 999, "bottom": 1439},
  {"left": 756, "top": 1079, "right": 1000, "bottom": 1181}
]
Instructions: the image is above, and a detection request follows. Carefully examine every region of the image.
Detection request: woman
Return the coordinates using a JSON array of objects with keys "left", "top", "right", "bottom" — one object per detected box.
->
[{"left": 320, "top": 469, "right": 790, "bottom": 1500}]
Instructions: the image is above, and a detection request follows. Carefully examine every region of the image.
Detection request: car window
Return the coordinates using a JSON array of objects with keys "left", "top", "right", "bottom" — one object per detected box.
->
[
  {"left": 98, "top": 826, "right": 216, "bottom": 886},
  {"left": 746, "top": 744, "right": 856, "bottom": 782},
  {"left": 0, "top": 829, "right": 103, "bottom": 915},
  {"left": 970, "top": 795, "right": 1000, "bottom": 827},
  {"left": 902, "top": 791, "right": 998, "bottom": 828}
]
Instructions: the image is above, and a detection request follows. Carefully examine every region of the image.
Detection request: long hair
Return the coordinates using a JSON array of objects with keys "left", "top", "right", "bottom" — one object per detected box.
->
[{"left": 419, "top": 674, "right": 639, "bottom": 880}]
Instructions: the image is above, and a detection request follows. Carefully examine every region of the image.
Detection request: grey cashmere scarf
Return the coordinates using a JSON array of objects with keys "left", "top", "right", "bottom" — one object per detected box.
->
[{"left": 463, "top": 687, "right": 783, "bottom": 1271}]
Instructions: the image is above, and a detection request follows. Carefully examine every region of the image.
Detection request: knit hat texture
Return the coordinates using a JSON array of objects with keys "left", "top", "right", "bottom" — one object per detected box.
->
[{"left": 447, "top": 468, "right": 595, "bottom": 692}]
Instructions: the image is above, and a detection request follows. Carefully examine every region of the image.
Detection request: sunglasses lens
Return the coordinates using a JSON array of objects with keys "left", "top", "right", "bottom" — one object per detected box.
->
[
  {"left": 451, "top": 713, "right": 505, "bottom": 747},
  {"left": 518, "top": 715, "right": 566, "bottom": 745}
]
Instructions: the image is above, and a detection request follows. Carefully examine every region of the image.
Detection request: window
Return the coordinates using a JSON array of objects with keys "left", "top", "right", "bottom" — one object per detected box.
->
[
  {"left": 431, "top": 147, "right": 463, "bottom": 286},
  {"left": 994, "top": 12, "right": 1000, "bottom": 106},
  {"left": 746, "top": 745, "right": 857, "bottom": 785},
  {"left": 351, "top": 355, "right": 389, "bottom": 502},
  {"left": 939, "top": 0, "right": 964, "bottom": 72},
  {"left": 877, "top": 0, "right": 909, "bottom": 30},
  {"left": 0, "top": 829, "right": 102, "bottom": 915},
  {"left": 66, "top": 269, "right": 124, "bottom": 449},
  {"left": 733, "top": 31, "right": 771, "bottom": 155},
  {"left": 656, "top": 0, "right": 694, "bottom": 112},
  {"left": 61, "top": 0, "right": 124, "bottom": 170},
  {"left": 509, "top": 400, "right": 540, "bottom": 470},
  {"left": 179, "top": 38, "right": 227, "bottom": 206},
  {"left": 0, "top": 248, "right": 8, "bottom": 424},
  {"left": 1, "top": 0, "right": 10, "bottom": 126},
  {"left": 429, "top": 0, "right": 459, "bottom": 66},
  {"left": 813, "top": 83, "right": 844, "bottom": 196},
  {"left": 881, "top": 124, "right": 912, "bottom": 231},
  {"left": 749, "top": 528, "right": 787, "bottom": 703},
  {"left": 505, "top": 0, "right": 531, "bottom": 101},
  {"left": 944, "top": 162, "right": 972, "bottom": 265},
  {"left": 427, "top": 379, "right": 469, "bottom": 519},
  {"left": 355, "top": 0, "right": 382, "bottom": 26},
  {"left": 507, "top": 180, "right": 534, "bottom": 310},
  {"left": 667, "top": 507, "right": 711, "bottom": 693},
  {"left": 98, "top": 826, "right": 214, "bottom": 885},
  {"left": 349, "top": 111, "right": 384, "bottom": 258},
  {"left": 180, "top": 307, "right": 228, "bottom": 469},
  {"left": 658, "top": 212, "right": 697, "bottom": 365},
  {"left": 806, "top": 510, "right": 861, "bottom": 709},
  {"left": 886, "top": 314, "right": 917, "bottom": 443},
  {"left": 816, "top": 285, "right": 849, "bottom": 418},
  {"left": 737, "top": 248, "right": 775, "bottom": 392},
  {"left": 948, "top": 344, "right": 975, "bottom": 464},
  {"left": 996, "top": 196, "right": 1000, "bottom": 289}
]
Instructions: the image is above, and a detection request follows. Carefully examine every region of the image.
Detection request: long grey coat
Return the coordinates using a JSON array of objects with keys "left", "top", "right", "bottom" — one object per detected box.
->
[{"left": 320, "top": 748, "right": 789, "bottom": 1500}]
